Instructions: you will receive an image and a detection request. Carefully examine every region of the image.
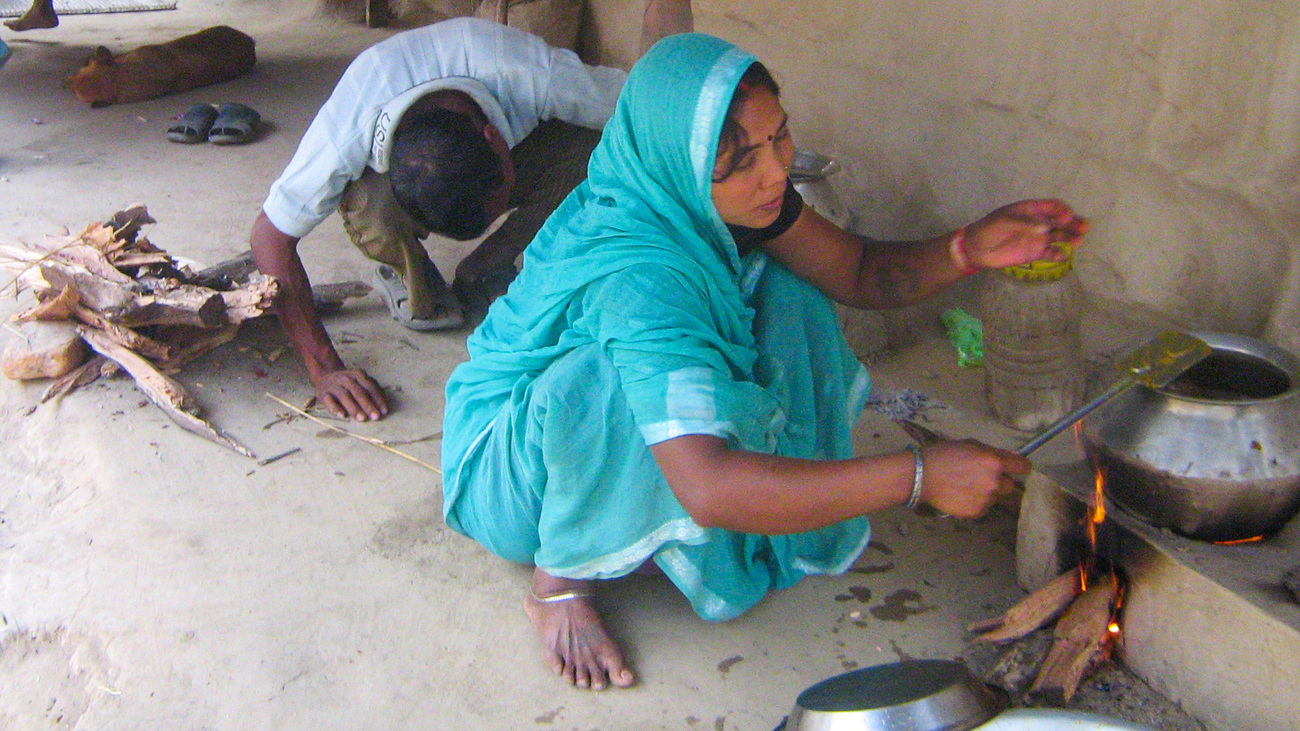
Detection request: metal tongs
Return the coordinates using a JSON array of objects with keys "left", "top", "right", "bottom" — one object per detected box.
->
[{"left": 896, "top": 330, "right": 1213, "bottom": 456}]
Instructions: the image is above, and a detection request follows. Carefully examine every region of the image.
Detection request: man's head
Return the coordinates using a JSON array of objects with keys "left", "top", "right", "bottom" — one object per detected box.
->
[{"left": 388, "top": 103, "right": 515, "bottom": 241}]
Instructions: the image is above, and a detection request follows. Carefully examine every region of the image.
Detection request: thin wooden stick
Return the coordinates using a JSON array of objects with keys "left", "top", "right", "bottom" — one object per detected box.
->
[
  {"left": 0, "top": 238, "right": 80, "bottom": 296},
  {"left": 256, "top": 447, "right": 301, "bottom": 466},
  {"left": 265, "top": 393, "right": 441, "bottom": 474},
  {"left": 81, "top": 327, "right": 255, "bottom": 458}
]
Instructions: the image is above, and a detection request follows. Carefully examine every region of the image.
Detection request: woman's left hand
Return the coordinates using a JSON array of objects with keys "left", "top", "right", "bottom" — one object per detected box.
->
[{"left": 956, "top": 199, "right": 1089, "bottom": 272}]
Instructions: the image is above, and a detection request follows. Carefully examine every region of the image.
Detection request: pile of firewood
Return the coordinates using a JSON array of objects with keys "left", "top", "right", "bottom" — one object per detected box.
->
[
  {"left": 0, "top": 205, "right": 279, "bottom": 456},
  {"left": 969, "top": 567, "right": 1123, "bottom": 702}
]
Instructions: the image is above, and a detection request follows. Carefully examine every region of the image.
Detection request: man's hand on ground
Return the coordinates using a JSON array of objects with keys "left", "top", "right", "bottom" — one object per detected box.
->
[{"left": 314, "top": 368, "right": 390, "bottom": 421}]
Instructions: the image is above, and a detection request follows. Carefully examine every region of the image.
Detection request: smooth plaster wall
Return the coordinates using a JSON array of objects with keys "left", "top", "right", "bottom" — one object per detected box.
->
[{"left": 580, "top": 0, "right": 1300, "bottom": 352}]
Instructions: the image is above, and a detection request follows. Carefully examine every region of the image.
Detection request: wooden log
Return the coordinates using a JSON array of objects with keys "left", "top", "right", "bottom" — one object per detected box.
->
[
  {"left": 77, "top": 206, "right": 154, "bottom": 256},
  {"left": 2, "top": 320, "right": 89, "bottom": 380},
  {"left": 157, "top": 325, "right": 241, "bottom": 372},
  {"left": 39, "top": 354, "right": 111, "bottom": 403},
  {"left": 0, "top": 244, "right": 50, "bottom": 293},
  {"left": 109, "top": 252, "right": 175, "bottom": 270},
  {"left": 71, "top": 306, "right": 174, "bottom": 362},
  {"left": 36, "top": 261, "right": 225, "bottom": 329},
  {"left": 219, "top": 275, "right": 280, "bottom": 324},
  {"left": 191, "top": 249, "right": 363, "bottom": 314},
  {"left": 1030, "top": 573, "right": 1119, "bottom": 701},
  {"left": 33, "top": 235, "right": 134, "bottom": 284},
  {"left": 78, "top": 327, "right": 254, "bottom": 458},
  {"left": 312, "top": 280, "right": 370, "bottom": 313},
  {"left": 982, "top": 629, "right": 1054, "bottom": 695},
  {"left": 38, "top": 259, "right": 140, "bottom": 312},
  {"left": 113, "top": 282, "right": 229, "bottom": 329},
  {"left": 192, "top": 250, "right": 256, "bottom": 290},
  {"left": 14, "top": 284, "right": 81, "bottom": 322},
  {"left": 102, "top": 204, "right": 154, "bottom": 245},
  {"left": 969, "top": 568, "right": 1082, "bottom": 643}
]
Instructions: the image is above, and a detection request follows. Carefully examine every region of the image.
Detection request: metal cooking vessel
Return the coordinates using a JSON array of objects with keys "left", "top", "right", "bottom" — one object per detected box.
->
[
  {"left": 789, "top": 148, "right": 853, "bottom": 231},
  {"left": 783, "top": 659, "right": 1002, "bottom": 731},
  {"left": 1081, "top": 332, "right": 1300, "bottom": 542}
]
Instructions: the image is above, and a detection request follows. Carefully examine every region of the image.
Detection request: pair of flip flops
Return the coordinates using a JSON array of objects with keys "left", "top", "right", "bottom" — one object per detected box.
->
[{"left": 167, "top": 102, "right": 261, "bottom": 144}]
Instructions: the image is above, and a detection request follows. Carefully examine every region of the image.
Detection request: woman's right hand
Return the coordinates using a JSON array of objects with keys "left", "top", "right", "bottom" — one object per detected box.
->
[{"left": 916, "top": 440, "right": 1031, "bottom": 518}]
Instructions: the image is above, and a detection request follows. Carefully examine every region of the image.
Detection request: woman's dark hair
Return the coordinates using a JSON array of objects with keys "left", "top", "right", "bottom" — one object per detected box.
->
[
  {"left": 388, "top": 107, "right": 505, "bottom": 241},
  {"left": 713, "top": 62, "right": 781, "bottom": 183}
]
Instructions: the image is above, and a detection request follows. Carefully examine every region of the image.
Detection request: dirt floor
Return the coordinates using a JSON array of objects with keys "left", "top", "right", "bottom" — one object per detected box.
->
[{"left": 1, "top": 2, "right": 1206, "bottom": 729}]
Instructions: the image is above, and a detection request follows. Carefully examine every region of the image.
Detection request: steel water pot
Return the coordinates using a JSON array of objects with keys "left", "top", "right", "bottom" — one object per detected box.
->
[{"left": 1080, "top": 332, "right": 1300, "bottom": 542}]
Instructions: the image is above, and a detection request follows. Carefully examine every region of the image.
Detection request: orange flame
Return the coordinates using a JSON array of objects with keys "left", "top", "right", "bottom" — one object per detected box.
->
[
  {"left": 1078, "top": 461, "right": 1109, "bottom": 592},
  {"left": 1070, "top": 421, "right": 1128, "bottom": 655},
  {"left": 1213, "top": 535, "right": 1265, "bottom": 546},
  {"left": 1090, "top": 466, "right": 1107, "bottom": 526},
  {"left": 1105, "top": 580, "right": 1127, "bottom": 651}
]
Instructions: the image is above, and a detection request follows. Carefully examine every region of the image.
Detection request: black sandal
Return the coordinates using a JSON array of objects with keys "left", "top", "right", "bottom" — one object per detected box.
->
[
  {"left": 208, "top": 102, "right": 262, "bottom": 145},
  {"left": 166, "top": 103, "right": 218, "bottom": 144}
]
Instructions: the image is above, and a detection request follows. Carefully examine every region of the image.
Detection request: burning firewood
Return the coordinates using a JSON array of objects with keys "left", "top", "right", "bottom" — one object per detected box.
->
[
  {"left": 1030, "top": 572, "right": 1120, "bottom": 701},
  {"left": 969, "top": 568, "right": 1082, "bottom": 643},
  {"left": 974, "top": 570, "right": 1123, "bottom": 702}
]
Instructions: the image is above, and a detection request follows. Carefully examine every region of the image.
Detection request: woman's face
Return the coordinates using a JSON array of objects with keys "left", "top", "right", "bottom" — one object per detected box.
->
[{"left": 710, "top": 87, "right": 794, "bottom": 229}]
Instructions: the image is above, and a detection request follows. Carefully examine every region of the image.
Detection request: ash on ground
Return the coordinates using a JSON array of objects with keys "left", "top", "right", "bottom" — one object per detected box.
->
[
  {"left": 963, "top": 632, "right": 1206, "bottom": 731},
  {"left": 865, "top": 388, "right": 947, "bottom": 422}
]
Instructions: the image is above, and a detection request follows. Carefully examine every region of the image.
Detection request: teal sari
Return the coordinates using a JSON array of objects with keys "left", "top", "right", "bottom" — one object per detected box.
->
[{"left": 441, "top": 33, "right": 872, "bottom": 621}]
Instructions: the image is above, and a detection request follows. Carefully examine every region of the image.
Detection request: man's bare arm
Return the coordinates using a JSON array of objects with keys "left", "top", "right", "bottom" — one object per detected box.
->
[{"left": 249, "top": 211, "right": 389, "bottom": 421}]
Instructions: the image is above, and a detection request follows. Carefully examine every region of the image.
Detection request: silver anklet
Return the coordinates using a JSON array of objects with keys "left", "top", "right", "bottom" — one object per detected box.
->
[{"left": 529, "top": 588, "right": 594, "bottom": 604}]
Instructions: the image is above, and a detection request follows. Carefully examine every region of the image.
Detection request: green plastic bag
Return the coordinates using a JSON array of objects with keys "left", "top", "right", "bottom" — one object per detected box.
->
[{"left": 941, "top": 307, "right": 984, "bottom": 368}]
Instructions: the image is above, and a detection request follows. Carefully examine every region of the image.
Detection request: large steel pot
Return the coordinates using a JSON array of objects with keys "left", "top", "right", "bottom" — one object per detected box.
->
[{"left": 1081, "top": 332, "right": 1300, "bottom": 542}]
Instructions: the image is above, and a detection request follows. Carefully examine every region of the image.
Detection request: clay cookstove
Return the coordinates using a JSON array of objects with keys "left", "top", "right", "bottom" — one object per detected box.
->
[{"left": 1015, "top": 333, "right": 1300, "bottom": 731}]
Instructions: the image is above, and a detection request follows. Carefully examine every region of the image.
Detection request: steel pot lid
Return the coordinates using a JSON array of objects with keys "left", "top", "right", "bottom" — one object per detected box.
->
[{"left": 784, "top": 659, "right": 1004, "bottom": 731}]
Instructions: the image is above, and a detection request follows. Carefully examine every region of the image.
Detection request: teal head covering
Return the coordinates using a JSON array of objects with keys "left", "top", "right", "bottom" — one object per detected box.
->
[
  {"left": 583, "top": 32, "right": 756, "bottom": 274},
  {"left": 445, "top": 33, "right": 780, "bottom": 464}
]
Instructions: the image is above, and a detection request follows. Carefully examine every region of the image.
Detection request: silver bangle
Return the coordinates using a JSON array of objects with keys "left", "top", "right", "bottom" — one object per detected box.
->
[{"left": 905, "top": 445, "right": 925, "bottom": 509}]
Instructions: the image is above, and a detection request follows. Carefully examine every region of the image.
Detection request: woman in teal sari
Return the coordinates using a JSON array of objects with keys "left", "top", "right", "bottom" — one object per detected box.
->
[{"left": 441, "top": 33, "right": 1088, "bottom": 689}]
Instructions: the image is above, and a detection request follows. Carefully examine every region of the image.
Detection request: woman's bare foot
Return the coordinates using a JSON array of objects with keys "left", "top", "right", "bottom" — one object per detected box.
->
[
  {"left": 523, "top": 568, "right": 635, "bottom": 690},
  {"left": 5, "top": 0, "right": 59, "bottom": 31}
]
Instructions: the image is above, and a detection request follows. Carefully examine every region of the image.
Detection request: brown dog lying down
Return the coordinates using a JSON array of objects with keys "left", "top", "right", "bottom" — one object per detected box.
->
[{"left": 66, "top": 25, "right": 256, "bottom": 107}]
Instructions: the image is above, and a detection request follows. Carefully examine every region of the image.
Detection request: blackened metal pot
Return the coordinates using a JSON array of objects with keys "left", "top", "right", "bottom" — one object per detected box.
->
[{"left": 1080, "top": 331, "right": 1300, "bottom": 542}]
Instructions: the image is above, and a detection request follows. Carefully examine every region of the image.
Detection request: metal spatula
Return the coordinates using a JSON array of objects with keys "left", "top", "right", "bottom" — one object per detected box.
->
[{"left": 1016, "top": 330, "right": 1212, "bottom": 455}]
